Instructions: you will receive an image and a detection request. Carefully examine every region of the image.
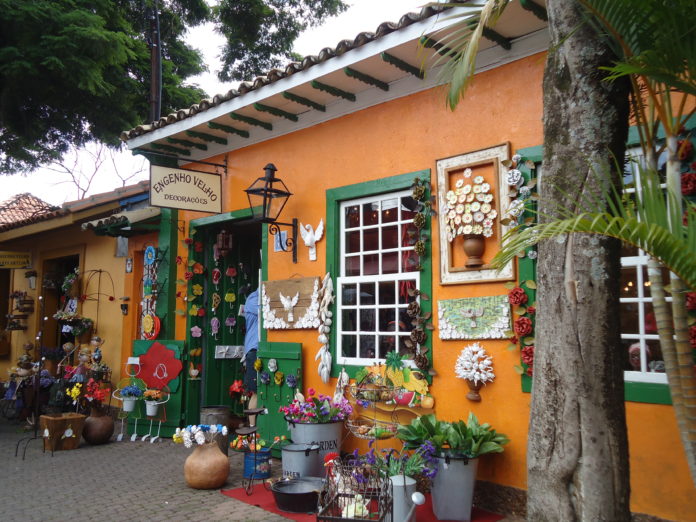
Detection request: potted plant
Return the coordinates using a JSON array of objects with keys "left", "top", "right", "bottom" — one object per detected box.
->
[
  {"left": 173, "top": 424, "right": 230, "bottom": 489},
  {"left": 143, "top": 389, "right": 162, "bottom": 416},
  {"left": 279, "top": 387, "right": 353, "bottom": 461},
  {"left": 397, "top": 413, "right": 509, "bottom": 521},
  {"left": 81, "top": 378, "right": 113, "bottom": 445},
  {"left": 24, "top": 270, "right": 37, "bottom": 290},
  {"left": 230, "top": 433, "right": 287, "bottom": 480},
  {"left": 119, "top": 384, "right": 143, "bottom": 412}
]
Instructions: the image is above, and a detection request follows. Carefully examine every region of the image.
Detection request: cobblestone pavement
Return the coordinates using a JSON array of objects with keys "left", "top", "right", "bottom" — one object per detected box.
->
[{"left": 0, "top": 418, "right": 288, "bottom": 522}]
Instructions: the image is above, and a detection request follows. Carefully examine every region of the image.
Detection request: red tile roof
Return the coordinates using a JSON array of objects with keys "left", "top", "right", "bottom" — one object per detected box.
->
[{"left": 0, "top": 193, "right": 63, "bottom": 230}]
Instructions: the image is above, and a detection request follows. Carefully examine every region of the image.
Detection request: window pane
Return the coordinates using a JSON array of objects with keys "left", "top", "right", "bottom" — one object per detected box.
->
[
  {"left": 345, "top": 231, "right": 360, "bottom": 254},
  {"left": 620, "top": 242, "right": 638, "bottom": 257},
  {"left": 643, "top": 302, "right": 658, "bottom": 334},
  {"left": 342, "top": 284, "right": 357, "bottom": 305},
  {"left": 403, "top": 251, "right": 419, "bottom": 273},
  {"left": 641, "top": 266, "right": 669, "bottom": 298},
  {"left": 399, "top": 335, "right": 416, "bottom": 357},
  {"left": 398, "top": 308, "right": 411, "bottom": 332},
  {"left": 382, "top": 252, "right": 398, "bottom": 274},
  {"left": 363, "top": 228, "right": 378, "bottom": 251},
  {"left": 379, "top": 309, "right": 396, "bottom": 331},
  {"left": 646, "top": 339, "right": 665, "bottom": 372},
  {"left": 620, "top": 302, "right": 639, "bottom": 334},
  {"left": 360, "top": 335, "right": 376, "bottom": 359},
  {"left": 382, "top": 226, "right": 398, "bottom": 249},
  {"left": 401, "top": 196, "right": 418, "bottom": 220},
  {"left": 342, "top": 309, "right": 357, "bottom": 331},
  {"left": 360, "top": 309, "right": 375, "bottom": 331},
  {"left": 360, "top": 283, "right": 375, "bottom": 305},
  {"left": 379, "top": 336, "right": 396, "bottom": 359},
  {"left": 363, "top": 254, "right": 379, "bottom": 275},
  {"left": 345, "top": 256, "right": 360, "bottom": 276},
  {"left": 401, "top": 224, "right": 418, "bottom": 247},
  {"left": 342, "top": 335, "right": 357, "bottom": 357},
  {"left": 620, "top": 267, "right": 638, "bottom": 298},
  {"left": 345, "top": 205, "right": 360, "bottom": 228},
  {"left": 378, "top": 281, "right": 395, "bottom": 304},
  {"left": 398, "top": 281, "right": 417, "bottom": 304},
  {"left": 382, "top": 198, "right": 399, "bottom": 223},
  {"left": 363, "top": 203, "right": 379, "bottom": 226}
]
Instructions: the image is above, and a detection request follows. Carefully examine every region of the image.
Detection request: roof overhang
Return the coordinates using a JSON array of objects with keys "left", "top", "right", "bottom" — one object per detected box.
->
[
  {"left": 82, "top": 206, "right": 161, "bottom": 237},
  {"left": 125, "top": 3, "right": 548, "bottom": 163}
]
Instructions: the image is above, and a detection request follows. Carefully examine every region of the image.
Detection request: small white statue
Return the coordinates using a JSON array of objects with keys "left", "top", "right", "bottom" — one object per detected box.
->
[
  {"left": 279, "top": 291, "right": 299, "bottom": 322},
  {"left": 299, "top": 219, "right": 324, "bottom": 261},
  {"left": 334, "top": 367, "right": 349, "bottom": 403}
]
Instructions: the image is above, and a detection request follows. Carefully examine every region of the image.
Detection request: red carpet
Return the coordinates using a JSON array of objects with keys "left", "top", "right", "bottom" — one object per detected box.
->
[{"left": 221, "top": 484, "right": 503, "bottom": 521}]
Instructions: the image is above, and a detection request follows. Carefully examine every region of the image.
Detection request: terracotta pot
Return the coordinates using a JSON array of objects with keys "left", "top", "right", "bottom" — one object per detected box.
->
[
  {"left": 462, "top": 234, "right": 486, "bottom": 268},
  {"left": 82, "top": 406, "right": 114, "bottom": 444},
  {"left": 184, "top": 442, "right": 230, "bottom": 489},
  {"left": 466, "top": 379, "right": 483, "bottom": 402}
]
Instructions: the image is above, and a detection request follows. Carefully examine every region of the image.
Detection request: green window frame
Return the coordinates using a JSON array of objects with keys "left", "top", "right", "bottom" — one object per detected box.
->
[
  {"left": 325, "top": 170, "right": 433, "bottom": 379},
  {"left": 515, "top": 145, "right": 672, "bottom": 405}
]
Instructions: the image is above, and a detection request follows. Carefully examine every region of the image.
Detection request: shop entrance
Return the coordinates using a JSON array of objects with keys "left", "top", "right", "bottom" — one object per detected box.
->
[{"left": 191, "top": 221, "right": 262, "bottom": 418}]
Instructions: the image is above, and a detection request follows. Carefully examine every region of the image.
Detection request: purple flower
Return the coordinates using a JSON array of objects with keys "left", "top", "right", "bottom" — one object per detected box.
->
[
  {"left": 259, "top": 371, "right": 270, "bottom": 385},
  {"left": 285, "top": 374, "right": 297, "bottom": 388}
]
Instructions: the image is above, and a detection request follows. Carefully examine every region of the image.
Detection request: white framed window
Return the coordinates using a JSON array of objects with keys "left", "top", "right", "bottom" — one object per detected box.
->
[
  {"left": 620, "top": 147, "right": 668, "bottom": 384},
  {"left": 336, "top": 190, "right": 420, "bottom": 366}
]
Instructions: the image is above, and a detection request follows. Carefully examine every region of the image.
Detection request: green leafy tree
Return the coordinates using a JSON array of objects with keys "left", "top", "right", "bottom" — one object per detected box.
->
[{"left": 0, "top": 0, "right": 346, "bottom": 174}]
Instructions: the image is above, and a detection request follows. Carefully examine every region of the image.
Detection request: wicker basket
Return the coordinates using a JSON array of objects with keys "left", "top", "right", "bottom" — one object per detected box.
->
[
  {"left": 40, "top": 413, "right": 86, "bottom": 451},
  {"left": 346, "top": 416, "right": 398, "bottom": 440}
]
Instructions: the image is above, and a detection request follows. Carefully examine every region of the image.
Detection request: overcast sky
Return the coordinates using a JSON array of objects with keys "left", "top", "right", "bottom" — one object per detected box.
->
[{"left": 3, "top": 0, "right": 427, "bottom": 206}]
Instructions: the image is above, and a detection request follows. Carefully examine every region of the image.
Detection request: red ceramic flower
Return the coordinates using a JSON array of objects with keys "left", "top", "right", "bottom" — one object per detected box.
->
[
  {"left": 175, "top": 256, "right": 183, "bottom": 265},
  {"left": 682, "top": 172, "right": 696, "bottom": 196},
  {"left": 197, "top": 308, "right": 206, "bottom": 317},
  {"left": 229, "top": 379, "right": 244, "bottom": 397},
  {"left": 184, "top": 271, "right": 193, "bottom": 280},
  {"left": 521, "top": 345, "right": 535, "bottom": 366},
  {"left": 526, "top": 365, "right": 534, "bottom": 377},
  {"left": 184, "top": 238, "right": 193, "bottom": 245},
  {"left": 527, "top": 306, "right": 536, "bottom": 314},
  {"left": 509, "top": 336, "right": 519, "bottom": 345},
  {"left": 192, "top": 262, "right": 205, "bottom": 275},
  {"left": 687, "top": 292, "right": 696, "bottom": 310},
  {"left": 514, "top": 317, "right": 533, "bottom": 336},
  {"left": 194, "top": 241, "right": 203, "bottom": 253},
  {"left": 508, "top": 287, "right": 528, "bottom": 306},
  {"left": 139, "top": 341, "right": 184, "bottom": 389}
]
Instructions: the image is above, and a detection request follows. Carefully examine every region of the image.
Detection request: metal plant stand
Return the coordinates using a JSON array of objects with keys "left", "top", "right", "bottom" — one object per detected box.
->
[{"left": 237, "top": 406, "right": 268, "bottom": 495}]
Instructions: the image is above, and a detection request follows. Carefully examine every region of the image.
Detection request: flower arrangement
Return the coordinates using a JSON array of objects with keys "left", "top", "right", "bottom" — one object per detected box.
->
[
  {"left": 61, "top": 267, "right": 79, "bottom": 295},
  {"left": 454, "top": 342, "right": 495, "bottom": 385},
  {"left": 230, "top": 433, "right": 287, "bottom": 452},
  {"left": 228, "top": 379, "right": 244, "bottom": 401},
  {"left": 280, "top": 388, "right": 353, "bottom": 424},
  {"left": 121, "top": 385, "right": 143, "bottom": 398},
  {"left": 444, "top": 169, "right": 498, "bottom": 242},
  {"left": 347, "top": 440, "right": 438, "bottom": 480},
  {"left": 143, "top": 389, "right": 162, "bottom": 402},
  {"left": 505, "top": 278, "right": 536, "bottom": 377},
  {"left": 84, "top": 378, "right": 110, "bottom": 404},
  {"left": 66, "top": 383, "right": 82, "bottom": 405},
  {"left": 173, "top": 424, "right": 228, "bottom": 448},
  {"left": 52, "top": 312, "right": 94, "bottom": 337}
]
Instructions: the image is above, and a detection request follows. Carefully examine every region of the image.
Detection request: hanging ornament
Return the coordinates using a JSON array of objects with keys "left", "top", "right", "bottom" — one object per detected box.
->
[
  {"left": 212, "top": 267, "right": 221, "bottom": 289},
  {"left": 211, "top": 317, "right": 220, "bottom": 339},
  {"left": 225, "top": 316, "right": 236, "bottom": 333},
  {"left": 212, "top": 292, "right": 221, "bottom": 312},
  {"left": 192, "top": 262, "right": 205, "bottom": 275},
  {"left": 225, "top": 267, "right": 237, "bottom": 280},
  {"left": 224, "top": 291, "right": 236, "bottom": 308},
  {"left": 267, "top": 358, "right": 278, "bottom": 372},
  {"left": 144, "top": 246, "right": 156, "bottom": 266},
  {"left": 197, "top": 307, "right": 206, "bottom": 317}
]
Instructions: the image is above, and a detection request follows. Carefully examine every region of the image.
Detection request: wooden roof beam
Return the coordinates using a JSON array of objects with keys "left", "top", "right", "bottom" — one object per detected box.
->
[
  {"left": 344, "top": 67, "right": 389, "bottom": 91},
  {"left": 311, "top": 80, "right": 356, "bottom": 102},
  {"left": 208, "top": 121, "right": 249, "bottom": 138},
  {"left": 282, "top": 91, "right": 326, "bottom": 112}
]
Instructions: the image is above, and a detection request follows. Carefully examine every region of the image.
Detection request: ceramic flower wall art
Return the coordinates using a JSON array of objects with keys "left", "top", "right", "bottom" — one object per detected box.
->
[{"left": 438, "top": 295, "right": 511, "bottom": 340}]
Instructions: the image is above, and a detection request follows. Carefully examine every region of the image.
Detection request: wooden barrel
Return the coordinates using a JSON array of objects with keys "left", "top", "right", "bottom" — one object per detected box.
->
[{"left": 200, "top": 405, "right": 231, "bottom": 455}]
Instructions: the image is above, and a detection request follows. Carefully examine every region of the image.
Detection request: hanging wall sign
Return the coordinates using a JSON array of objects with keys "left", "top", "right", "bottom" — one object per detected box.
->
[
  {"left": 0, "top": 251, "right": 31, "bottom": 269},
  {"left": 150, "top": 165, "right": 222, "bottom": 213},
  {"left": 261, "top": 277, "right": 320, "bottom": 329}
]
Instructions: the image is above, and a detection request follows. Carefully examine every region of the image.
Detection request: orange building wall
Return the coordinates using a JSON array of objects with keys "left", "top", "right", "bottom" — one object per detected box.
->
[{"left": 177, "top": 52, "right": 695, "bottom": 520}]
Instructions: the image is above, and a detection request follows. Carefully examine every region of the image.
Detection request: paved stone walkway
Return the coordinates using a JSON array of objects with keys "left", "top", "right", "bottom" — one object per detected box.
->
[{"left": 0, "top": 418, "right": 287, "bottom": 522}]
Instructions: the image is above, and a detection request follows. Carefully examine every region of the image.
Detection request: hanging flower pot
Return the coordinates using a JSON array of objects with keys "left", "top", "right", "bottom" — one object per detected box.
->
[
  {"left": 465, "top": 379, "right": 483, "bottom": 401},
  {"left": 462, "top": 234, "right": 486, "bottom": 267},
  {"left": 145, "top": 401, "right": 159, "bottom": 417},
  {"left": 122, "top": 397, "right": 137, "bottom": 412}
]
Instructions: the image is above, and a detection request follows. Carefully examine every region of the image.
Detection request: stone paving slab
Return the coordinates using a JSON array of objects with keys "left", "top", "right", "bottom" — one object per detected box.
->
[{"left": 0, "top": 419, "right": 288, "bottom": 522}]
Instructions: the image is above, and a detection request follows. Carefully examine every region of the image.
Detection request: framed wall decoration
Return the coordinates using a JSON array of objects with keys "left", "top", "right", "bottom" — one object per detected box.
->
[
  {"left": 261, "top": 276, "right": 321, "bottom": 329},
  {"left": 436, "top": 143, "right": 515, "bottom": 284},
  {"left": 438, "top": 295, "right": 511, "bottom": 340}
]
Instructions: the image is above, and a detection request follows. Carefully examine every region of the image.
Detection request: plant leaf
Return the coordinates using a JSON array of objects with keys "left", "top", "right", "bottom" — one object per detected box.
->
[
  {"left": 524, "top": 280, "right": 537, "bottom": 289},
  {"left": 523, "top": 336, "right": 535, "bottom": 345},
  {"left": 506, "top": 343, "right": 519, "bottom": 351},
  {"left": 513, "top": 365, "right": 525, "bottom": 375},
  {"left": 503, "top": 281, "right": 517, "bottom": 290}
]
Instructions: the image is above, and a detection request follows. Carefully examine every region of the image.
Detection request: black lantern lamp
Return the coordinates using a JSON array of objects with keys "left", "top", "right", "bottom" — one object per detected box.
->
[{"left": 244, "top": 163, "right": 298, "bottom": 263}]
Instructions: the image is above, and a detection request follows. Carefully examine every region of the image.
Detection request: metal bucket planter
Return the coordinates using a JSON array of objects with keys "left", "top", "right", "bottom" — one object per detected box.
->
[
  {"left": 286, "top": 418, "right": 342, "bottom": 462},
  {"left": 145, "top": 401, "right": 159, "bottom": 417},
  {"left": 389, "top": 475, "right": 417, "bottom": 522},
  {"left": 431, "top": 453, "right": 478, "bottom": 521},
  {"left": 122, "top": 397, "right": 137, "bottom": 412},
  {"left": 243, "top": 448, "right": 272, "bottom": 479},
  {"left": 200, "top": 405, "right": 231, "bottom": 456},
  {"left": 282, "top": 443, "right": 322, "bottom": 479}
]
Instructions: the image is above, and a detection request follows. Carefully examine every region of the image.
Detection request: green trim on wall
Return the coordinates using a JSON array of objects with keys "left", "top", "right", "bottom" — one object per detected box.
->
[
  {"left": 513, "top": 145, "right": 673, "bottom": 406},
  {"left": 626, "top": 113, "right": 696, "bottom": 146},
  {"left": 325, "top": 169, "right": 432, "bottom": 379},
  {"left": 156, "top": 208, "right": 178, "bottom": 339}
]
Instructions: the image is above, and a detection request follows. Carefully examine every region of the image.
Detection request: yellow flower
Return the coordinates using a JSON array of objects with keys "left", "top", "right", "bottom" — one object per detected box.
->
[
  {"left": 192, "top": 284, "right": 203, "bottom": 296},
  {"left": 253, "top": 358, "right": 263, "bottom": 372}
]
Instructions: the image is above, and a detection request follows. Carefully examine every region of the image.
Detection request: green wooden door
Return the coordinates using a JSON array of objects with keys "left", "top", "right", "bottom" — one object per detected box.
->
[
  {"left": 187, "top": 222, "right": 262, "bottom": 421},
  {"left": 256, "top": 341, "right": 302, "bottom": 456}
]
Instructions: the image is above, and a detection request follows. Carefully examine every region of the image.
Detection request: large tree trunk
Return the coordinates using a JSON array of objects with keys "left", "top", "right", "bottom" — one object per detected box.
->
[{"left": 527, "top": 0, "right": 631, "bottom": 519}]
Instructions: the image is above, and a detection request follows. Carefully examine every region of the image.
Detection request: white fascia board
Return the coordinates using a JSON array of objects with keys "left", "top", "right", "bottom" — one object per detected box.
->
[{"left": 126, "top": 6, "right": 481, "bottom": 150}]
